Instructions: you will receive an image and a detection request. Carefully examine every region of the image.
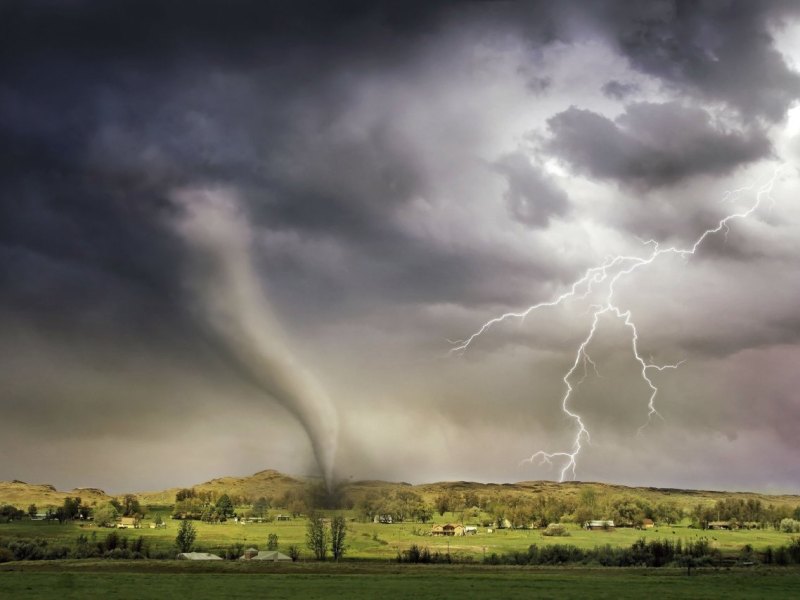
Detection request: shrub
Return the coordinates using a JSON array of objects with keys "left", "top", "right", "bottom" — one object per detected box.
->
[
  {"left": 780, "top": 519, "right": 800, "bottom": 534},
  {"left": 287, "top": 544, "right": 301, "bottom": 562},
  {"left": 542, "top": 523, "right": 570, "bottom": 537}
]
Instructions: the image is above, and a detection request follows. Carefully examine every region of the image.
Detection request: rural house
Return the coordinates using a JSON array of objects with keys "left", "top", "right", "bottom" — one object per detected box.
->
[
  {"left": 240, "top": 550, "right": 292, "bottom": 562},
  {"left": 431, "top": 523, "right": 465, "bottom": 536},
  {"left": 117, "top": 516, "right": 141, "bottom": 529},
  {"left": 584, "top": 520, "right": 615, "bottom": 530},
  {"left": 176, "top": 552, "right": 223, "bottom": 560}
]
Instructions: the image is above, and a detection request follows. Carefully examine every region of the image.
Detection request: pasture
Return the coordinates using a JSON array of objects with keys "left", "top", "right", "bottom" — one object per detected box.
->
[
  {"left": 0, "top": 511, "right": 795, "bottom": 560},
  {"left": 2, "top": 561, "right": 800, "bottom": 599}
]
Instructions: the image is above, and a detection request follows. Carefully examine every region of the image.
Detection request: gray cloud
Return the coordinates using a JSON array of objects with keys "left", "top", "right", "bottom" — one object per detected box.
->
[
  {"left": 0, "top": 1, "right": 798, "bottom": 492},
  {"left": 601, "top": 79, "right": 639, "bottom": 100},
  {"left": 544, "top": 102, "right": 772, "bottom": 188},
  {"left": 494, "top": 152, "right": 570, "bottom": 227},
  {"left": 589, "top": 0, "right": 800, "bottom": 122}
]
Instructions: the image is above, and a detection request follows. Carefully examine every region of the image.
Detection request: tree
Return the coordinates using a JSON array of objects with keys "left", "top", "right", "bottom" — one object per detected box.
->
[
  {"left": 306, "top": 515, "right": 328, "bottom": 560},
  {"left": 175, "top": 488, "right": 197, "bottom": 502},
  {"left": 267, "top": 533, "right": 279, "bottom": 551},
  {"left": 121, "top": 494, "right": 141, "bottom": 517},
  {"left": 176, "top": 519, "right": 197, "bottom": 553},
  {"left": 435, "top": 493, "right": 451, "bottom": 516},
  {"left": 253, "top": 497, "right": 270, "bottom": 517},
  {"left": 330, "top": 515, "right": 347, "bottom": 561},
  {"left": 216, "top": 494, "right": 234, "bottom": 519},
  {"left": 414, "top": 505, "right": 434, "bottom": 524},
  {"left": 27, "top": 504, "right": 37, "bottom": 519},
  {"left": 287, "top": 544, "right": 301, "bottom": 562},
  {"left": 94, "top": 503, "right": 119, "bottom": 527}
]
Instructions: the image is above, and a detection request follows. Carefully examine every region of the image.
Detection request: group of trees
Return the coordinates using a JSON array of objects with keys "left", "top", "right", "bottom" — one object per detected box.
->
[
  {"left": 306, "top": 514, "right": 347, "bottom": 561},
  {"left": 690, "top": 498, "right": 800, "bottom": 530},
  {"left": 0, "top": 505, "right": 25, "bottom": 523},
  {"left": 172, "top": 493, "right": 234, "bottom": 522},
  {"left": 356, "top": 490, "right": 434, "bottom": 524}
]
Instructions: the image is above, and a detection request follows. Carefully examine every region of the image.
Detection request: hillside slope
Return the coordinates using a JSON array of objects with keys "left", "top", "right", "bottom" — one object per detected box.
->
[{"left": 3, "top": 470, "right": 798, "bottom": 511}]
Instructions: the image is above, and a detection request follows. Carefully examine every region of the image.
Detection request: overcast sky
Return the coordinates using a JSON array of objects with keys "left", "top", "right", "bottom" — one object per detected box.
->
[{"left": 2, "top": 1, "right": 800, "bottom": 494}]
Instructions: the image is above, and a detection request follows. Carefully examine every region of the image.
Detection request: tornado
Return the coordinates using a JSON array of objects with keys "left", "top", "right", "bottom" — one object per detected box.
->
[{"left": 170, "top": 187, "right": 338, "bottom": 488}]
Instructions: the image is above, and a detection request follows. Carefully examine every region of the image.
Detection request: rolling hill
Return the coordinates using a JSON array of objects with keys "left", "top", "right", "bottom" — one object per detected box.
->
[{"left": 2, "top": 470, "right": 798, "bottom": 513}]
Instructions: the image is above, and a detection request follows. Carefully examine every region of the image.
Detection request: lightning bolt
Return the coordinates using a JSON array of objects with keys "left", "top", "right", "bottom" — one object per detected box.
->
[{"left": 450, "top": 169, "right": 781, "bottom": 481}]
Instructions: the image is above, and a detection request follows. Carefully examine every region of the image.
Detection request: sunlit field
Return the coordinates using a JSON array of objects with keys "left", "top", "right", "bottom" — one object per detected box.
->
[{"left": 1, "top": 510, "right": 796, "bottom": 561}]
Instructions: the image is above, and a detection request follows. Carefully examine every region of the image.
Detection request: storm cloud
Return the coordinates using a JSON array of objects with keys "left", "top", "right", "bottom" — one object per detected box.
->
[
  {"left": 544, "top": 102, "right": 772, "bottom": 188},
  {"left": 1, "top": 1, "right": 799, "bottom": 493}
]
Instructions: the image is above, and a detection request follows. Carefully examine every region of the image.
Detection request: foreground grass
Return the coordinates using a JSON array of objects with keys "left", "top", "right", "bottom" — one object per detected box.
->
[{"left": 2, "top": 561, "right": 800, "bottom": 599}]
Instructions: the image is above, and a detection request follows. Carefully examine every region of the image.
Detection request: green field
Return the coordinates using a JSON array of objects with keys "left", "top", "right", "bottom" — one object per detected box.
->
[
  {"left": 2, "top": 561, "right": 800, "bottom": 599},
  {"left": 1, "top": 513, "right": 796, "bottom": 560}
]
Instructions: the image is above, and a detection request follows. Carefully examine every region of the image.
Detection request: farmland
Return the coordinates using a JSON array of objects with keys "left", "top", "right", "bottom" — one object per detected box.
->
[
  {"left": 2, "top": 470, "right": 800, "bottom": 598},
  {"left": 2, "top": 561, "right": 800, "bottom": 600},
  {"left": 0, "top": 514, "right": 798, "bottom": 561}
]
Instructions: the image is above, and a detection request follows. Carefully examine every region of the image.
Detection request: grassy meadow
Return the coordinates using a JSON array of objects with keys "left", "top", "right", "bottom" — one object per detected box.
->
[
  {"left": 2, "top": 561, "right": 800, "bottom": 599},
  {"left": 3, "top": 471, "right": 800, "bottom": 598},
  {"left": 1, "top": 509, "right": 797, "bottom": 561}
]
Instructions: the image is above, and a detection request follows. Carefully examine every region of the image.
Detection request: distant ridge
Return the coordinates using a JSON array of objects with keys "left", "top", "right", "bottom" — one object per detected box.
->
[{"left": 1, "top": 470, "right": 798, "bottom": 508}]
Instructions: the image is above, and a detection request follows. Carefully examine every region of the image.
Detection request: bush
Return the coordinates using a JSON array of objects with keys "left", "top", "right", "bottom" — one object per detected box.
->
[
  {"left": 779, "top": 519, "right": 800, "bottom": 534},
  {"left": 542, "top": 523, "right": 570, "bottom": 537},
  {"left": 222, "top": 543, "right": 245, "bottom": 560},
  {"left": 397, "top": 544, "right": 451, "bottom": 564},
  {"left": 287, "top": 544, "right": 301, "bottom": 562}
]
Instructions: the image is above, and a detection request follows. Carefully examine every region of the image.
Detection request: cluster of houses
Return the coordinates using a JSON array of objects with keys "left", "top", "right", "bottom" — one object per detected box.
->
[
  {"left": 176, "top": 548, "right": 292, "bottom": 561},
  {"left": 582, "top": 519, "right": 656, "bottom": 531},
  {"left": 232, "top": 514, "right": 292, "bottom": 525}
]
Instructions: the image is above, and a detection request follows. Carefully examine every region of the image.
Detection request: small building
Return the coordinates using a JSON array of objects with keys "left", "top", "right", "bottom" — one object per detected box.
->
[
  {"left": 276, "top": 514, "right": 291, "bottom": 521},
  {"left": 584, "top": 520, "right": 615, "bottom": 530},
  {"left": 176, "top": 552, "right": 223, "bottom": 560},
  {"left": 431, "top": 523, "right": 465, "bottom": 536},
  {"left": 642, "top": 518, "right": 654, "bottom": 529},
  {"left": 374, "top": 514, "right": 393, "bottom": 524},
  {"left": 464, "top": 526, "right": 478, "bottom": 535},
  {"left": 708, "top": 521, "right": 732, "bottom": 530},
  {"left": 117, "top": 516, "right": 141, "bottom": 529},
  {"left": 31, "top": 512, "right": 48, "bottom": 521},
  {"left": 149, "top": 522, "right": 167, "bottom": 529},
  {"left": 240, "top": 550, "right": 292, "bottom": 562}
]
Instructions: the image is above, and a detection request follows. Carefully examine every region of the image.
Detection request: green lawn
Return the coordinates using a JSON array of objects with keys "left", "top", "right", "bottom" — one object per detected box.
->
[
  {"left": 1, "top": 562, "right": 800, "bottom": 599},
  {"left": 1, "top": 515, "right": 795, "bottom": 560}
]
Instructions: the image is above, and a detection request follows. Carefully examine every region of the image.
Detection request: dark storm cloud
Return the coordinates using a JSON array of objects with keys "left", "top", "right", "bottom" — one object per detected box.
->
[
  {"left": 585, "top": 0, "right": 800, "bottom": 122},
  {"left": 544, "top": 102, "right": 772, "bottom": 188},
  {"left": 601, "top": 80, "right": 639, "bottom": 101},
  {"left": 494, "top": 152, "right": 570, "bottom": 228},
  {"left": 1, "top": 0, "right": 799, "bottom": 490}
]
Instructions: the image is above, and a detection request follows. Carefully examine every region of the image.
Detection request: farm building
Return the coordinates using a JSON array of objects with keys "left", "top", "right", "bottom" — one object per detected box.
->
[
  {"left": 117, "top": 516, "right": 140, "bottom": 529},
  {"left": 374, "top": 514, "right": 393, "bottom": 524},
  {"left": 176, "top": 552, "right": 223, "bottom": 560},
  {"left": 464, "top": 526, "right": 478, "bottom": 535},
  {"left": 708, "top": 521, "right": 732, "bottom": 530},
  {"left": 275, "top": 514, "right": 291, "bottom": 521},
  {"left": 431, "top": 523, "right": 465, "bottom": 536},
  {"left": 240, "top": 550, "right": 292, "bottom": 562},
  {"left": 642, "top": 518, "right": 654, "bottom": 529},
  {"left": 584, "top": 520, "right": 615, "bottom": 530}
]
